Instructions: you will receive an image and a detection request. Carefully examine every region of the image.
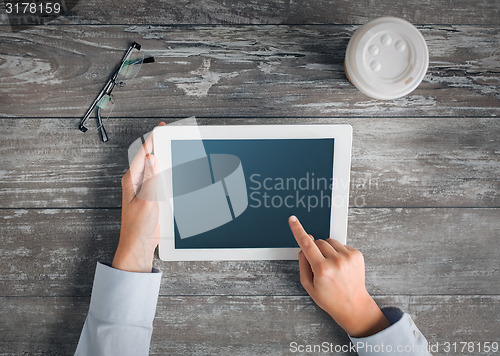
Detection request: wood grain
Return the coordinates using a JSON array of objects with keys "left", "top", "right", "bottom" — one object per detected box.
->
[
  {"left": 1, "top": 295, "right": 498, "bottom": 355},
  {"left": 410, "top": 295, "right": 500, "bottom": 355},
  {"left": 3, "top": 0, "right": 500, "bottom": 26},
  {"left": 1, "top": 25, "right": 499, "bottom": 118},
  {"left": 1, "top": 208, "right": 498, "bottom": 297},
  {"left": 0, "top": 117, "right": 498, "bottom": 209},
  {"left": 156, "top": 295, "right": 500, "bottom": 356},
  {"left": 1, "top": 5, "right": 499, "bottom": 355},
  {"left": 1, "top": 1, "right": 499, "bottom": 355}
]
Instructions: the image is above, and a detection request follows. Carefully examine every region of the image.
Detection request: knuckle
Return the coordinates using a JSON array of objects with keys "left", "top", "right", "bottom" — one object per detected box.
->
[
  {"left": 350, "top": 247, "right": 362, "bottom": 256},
  {"left": 348, "top": 248, "right": 364, "bottom": 262},
  {"left": 314, "top": 239, "right": 324, "bottom": 247},
  {"left": 314, "top": 239, "right": 327, "bottom": 250},
  {"left": 342, "top": 257, "right": 351, "bottom": 267},
  {"left": 301, "top": 236, "right": 314, "bottom": 248},
  {"left": 121, "top": 171, "right": 130, "bottom": 185},
  {"left": 301, "top": 278, "right": 313, "bottom": 291},
  {"left": 315, "top": 262, "right": 332, "bottom": 278},
  {"left": 334, "top": 257, "right": 350, "bottom": 270},
  {"left": 136, "top": 197, "right": 156, "bottom": 208}
]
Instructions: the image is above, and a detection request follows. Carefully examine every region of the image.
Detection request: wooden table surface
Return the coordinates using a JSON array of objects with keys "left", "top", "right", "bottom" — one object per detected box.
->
[{"left": 1, "top": 1, "right": 499, "bottom": 355}]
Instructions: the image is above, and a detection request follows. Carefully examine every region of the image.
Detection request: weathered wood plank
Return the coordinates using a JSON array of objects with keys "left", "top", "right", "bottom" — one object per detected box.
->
[
  {"left": 0, "top": 118, "right": 498, "bottom": 209},
  {"left": 0, "top": 295, "right": 398, "bottom": 355},
  {"left": 0, "top": 25, "right": 498, "bottom": 118},
  {"left": 1, "top": 208, "right": 498, "bottom": 297},
  {"left": 3, "top": 0, "right": 499, "bottom": 26},
  {"left": 151, "top": 295, "right": 362, "bottom": 356},
  {"left": 410, "top": 295, "right": 500, "bottom": 355},
  {"left": 1, "top": 295, "right": 498, "bottom": 355},
  {"left": 151, "top": 295, "right": 498, "bottom": 356},
  {"left": 0, "top": 13, "right": 8, "bottom": 26}
]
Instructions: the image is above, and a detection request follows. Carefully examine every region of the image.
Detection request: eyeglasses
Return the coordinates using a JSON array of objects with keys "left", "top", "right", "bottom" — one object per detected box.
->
[{"left": 78, "top": 42, "right": 154, "bottom": 142}]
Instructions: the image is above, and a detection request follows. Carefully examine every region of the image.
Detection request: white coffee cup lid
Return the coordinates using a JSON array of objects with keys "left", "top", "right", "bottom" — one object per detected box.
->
[{"left": 345, "top": 17, "right": 429, "bottom": 100}]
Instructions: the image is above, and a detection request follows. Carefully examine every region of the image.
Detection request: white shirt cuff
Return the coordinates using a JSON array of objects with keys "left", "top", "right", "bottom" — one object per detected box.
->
[
  {"left": 349, "top": 307, "right": 430, "bottom": 356},
  {"left": 89, "top": 262, "right": 162, "bottom": 325}
]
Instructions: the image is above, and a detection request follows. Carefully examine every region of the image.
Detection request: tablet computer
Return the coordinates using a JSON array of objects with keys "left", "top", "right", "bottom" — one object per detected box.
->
[{"left": 153, "top": 124, "right": 352, "bottom": 261}]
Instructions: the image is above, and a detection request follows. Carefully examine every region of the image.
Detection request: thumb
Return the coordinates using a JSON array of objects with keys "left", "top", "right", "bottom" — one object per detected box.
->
[{"left": 136, "top": 153, "right": 159, "bottom": 202}]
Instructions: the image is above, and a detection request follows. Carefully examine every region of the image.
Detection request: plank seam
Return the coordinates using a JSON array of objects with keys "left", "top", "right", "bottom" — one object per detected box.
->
[
  {"left": 1, "top": 294, "right": 499, "bottom": 298},
  {"left": 0, "top": 116, "right": 499, "bottom": 120},
  {"left": 1, "top": 23, "right": 500, "bottom": 27}
]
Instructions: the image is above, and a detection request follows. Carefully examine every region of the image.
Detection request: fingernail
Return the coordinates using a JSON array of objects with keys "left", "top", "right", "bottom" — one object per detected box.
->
[
  {"left": 290, "top": 215, "right": 297, "bottom": 222},
  {"left": 146, "top": 154, "right": 154, "bottom": 167}
]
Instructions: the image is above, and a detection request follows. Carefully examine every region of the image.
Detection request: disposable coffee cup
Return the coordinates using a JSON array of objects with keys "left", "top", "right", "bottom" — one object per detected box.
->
[{"left": 345, "top": 17, "right": 429, "bottom": 100}]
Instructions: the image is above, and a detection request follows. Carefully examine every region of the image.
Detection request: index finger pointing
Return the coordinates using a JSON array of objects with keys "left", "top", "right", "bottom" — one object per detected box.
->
[{"left": 289, "top": 215, "right": 324, "bottom": 264}]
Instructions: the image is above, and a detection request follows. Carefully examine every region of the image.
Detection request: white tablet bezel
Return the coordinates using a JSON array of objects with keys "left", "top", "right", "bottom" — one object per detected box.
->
[{"left": 153, "top": 124, "right": 352, "bottom": 261}]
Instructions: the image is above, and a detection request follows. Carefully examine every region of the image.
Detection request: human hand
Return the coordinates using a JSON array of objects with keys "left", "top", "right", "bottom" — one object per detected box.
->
[
  {"left": 288, "top": 215, "right": 390, "bottom": 338},
  {"left": 112, "top": 122, "right": 166, "bottom": 273}
]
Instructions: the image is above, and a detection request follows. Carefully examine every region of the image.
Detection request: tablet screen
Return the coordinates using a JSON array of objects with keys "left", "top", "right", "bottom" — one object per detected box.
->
[{"left": 171, "top": 138, "right": 334, "bottom": 249}]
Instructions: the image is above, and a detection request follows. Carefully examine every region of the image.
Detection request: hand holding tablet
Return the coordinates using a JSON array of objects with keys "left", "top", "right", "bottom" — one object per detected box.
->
[{"left": 112, "top": 121, "right": 166, "bottom": 273}]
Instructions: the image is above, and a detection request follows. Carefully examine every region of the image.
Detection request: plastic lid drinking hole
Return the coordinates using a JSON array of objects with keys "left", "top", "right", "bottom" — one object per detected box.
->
[{"left": 345, "top": 17, "right": 429, "bottom": 100}]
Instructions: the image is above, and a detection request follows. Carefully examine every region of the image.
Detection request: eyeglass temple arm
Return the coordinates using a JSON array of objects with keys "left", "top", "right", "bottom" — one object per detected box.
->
[
  {"left": 78, "top": 42, "right": 142, "bottom": 132},
  {"left": 96, "top": 106, "right": 109, "bottom": 142}
]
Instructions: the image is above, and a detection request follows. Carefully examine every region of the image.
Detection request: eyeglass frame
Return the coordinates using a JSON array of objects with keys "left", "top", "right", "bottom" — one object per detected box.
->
[{"left": 78, "top": 42, "right": 154, "bottom": 142}]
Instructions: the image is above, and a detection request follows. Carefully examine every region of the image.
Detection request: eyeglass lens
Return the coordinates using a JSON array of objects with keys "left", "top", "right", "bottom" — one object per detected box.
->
[
  {"left": 97, "top": 94, "right": 115, "bottom": 117},
  {"left": 88, "top": 49, "right": 144, "bottom": 132},
  {"left": 116, "top": 49, "right": 144, "bottom": 84}
]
